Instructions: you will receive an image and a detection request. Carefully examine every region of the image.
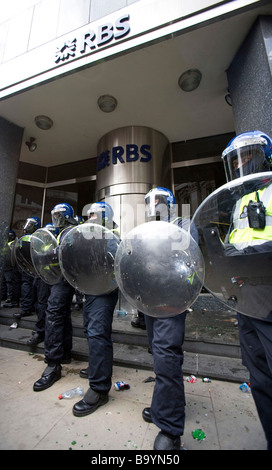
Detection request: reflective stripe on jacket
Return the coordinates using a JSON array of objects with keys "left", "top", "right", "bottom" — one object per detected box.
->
[{"left": 229, "top": 184, "right": 272, "bottom": 249}]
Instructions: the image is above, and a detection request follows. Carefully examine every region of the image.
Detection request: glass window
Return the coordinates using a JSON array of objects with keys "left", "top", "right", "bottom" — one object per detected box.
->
[{"left": 12, "top": 183, "right": 44, "bottom": 236}]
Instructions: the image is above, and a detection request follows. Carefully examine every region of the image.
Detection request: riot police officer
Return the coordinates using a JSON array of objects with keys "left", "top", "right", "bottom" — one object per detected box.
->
[
  {"left": 2, "top": 230, "right": 21, "bottom": 308},
  {"left": 141, "top": 187, "right": 187, "bottom": 450},
  {"left": 33, "top": 203, "right": 77, "bottom": 391},
  {"left": 72, "top": 202, "right": 119, "bottom": 416},
  {"left": 222, "top": 131, "right": 272, "bottom": 450},
  {"left": 26, "top": 224, "right": 58, "bottom": 346},
  {"left": 14, "top": 217, "right": 41, "bottom": 319}
]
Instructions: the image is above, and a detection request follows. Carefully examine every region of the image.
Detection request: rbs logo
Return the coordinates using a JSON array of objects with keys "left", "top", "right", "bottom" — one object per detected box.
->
[{"left": 97, "top": 144, "right": 152, "bottom": 171}]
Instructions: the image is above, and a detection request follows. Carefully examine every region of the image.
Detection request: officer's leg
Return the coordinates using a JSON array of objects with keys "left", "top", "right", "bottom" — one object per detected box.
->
[
  {"left": 14, "top": 272, "right": 35, "bottom": 317},
  {"left": 11, "top": 266, "right": 21, "bottom": 305},
  {"left": 145, "top": 313, "right": 186, "bottom": 449},
  {"left": 3, "top": 270, "right": 13, "bottom": 302},
  {"left": 33, "top": 280, "right": 73, "bottom": 391},
  {"left": 73, "top": 290, "right": 118, "bottom": 416},
  {"left": 27, "top": 278, "right": 50, "bottom": 345},
  {"left": 87, "top": 291, "right": 118, "bottom": 392},
  {"left": 63, "top": 302, "right": 73, "bottom": 362},
  {"left": 237, "top": 313, "right": 272, "bottom": 449},
  {"left": 45, "top": 280, "right": 74, "bottom": 365}
]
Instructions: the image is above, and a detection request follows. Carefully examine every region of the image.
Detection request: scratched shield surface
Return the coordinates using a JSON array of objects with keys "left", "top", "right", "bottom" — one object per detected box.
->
[
  {"left": 59, "top": 223, "right": 120, "bottom": 295},
  {"left": 114, "top": 221, "right": 204, "bottom": 318},
  {"left": 192, "top": 173, "right": 272, "bottom": 319},
  {"left": 30, "top": 228, "right": 62, "bottom": 285}
]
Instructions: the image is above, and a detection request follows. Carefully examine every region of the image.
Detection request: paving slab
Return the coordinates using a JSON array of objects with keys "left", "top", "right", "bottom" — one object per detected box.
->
[{"left": 0, "top": 346, "right": 266, "bottom": 453}]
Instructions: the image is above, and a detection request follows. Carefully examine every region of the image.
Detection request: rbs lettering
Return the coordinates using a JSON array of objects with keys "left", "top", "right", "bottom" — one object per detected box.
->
[{"left": 97, "top": 144, "right": 152, "bottom": 171}]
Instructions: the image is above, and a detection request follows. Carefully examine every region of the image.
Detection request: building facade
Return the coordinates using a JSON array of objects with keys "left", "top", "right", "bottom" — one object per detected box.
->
[{"left": 1, "top": 0, "right": 272, "bottom": 282}]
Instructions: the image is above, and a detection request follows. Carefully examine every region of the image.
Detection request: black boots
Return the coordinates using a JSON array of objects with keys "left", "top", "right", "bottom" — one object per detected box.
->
[
  {"left": 33, "top": 365, "right": 62, "bottom": 391},
  {"left": 73, "top": 387, "right": 109, "bottom": 417}
]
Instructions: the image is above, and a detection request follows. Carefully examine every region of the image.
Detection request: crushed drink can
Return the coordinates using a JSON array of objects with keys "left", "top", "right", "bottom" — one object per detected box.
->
[
  {"left": 114, "top": 381, "right": 130, "bottom": 391},
  {"left": 186, "top": 375, "right": 197, "bottom": 383}
]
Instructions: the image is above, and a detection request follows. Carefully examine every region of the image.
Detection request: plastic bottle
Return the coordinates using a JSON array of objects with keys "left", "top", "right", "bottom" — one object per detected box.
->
[
  {"left": 239, "top": 382, "right": 251, "bottom": 393},
  {"left": 58, "top": 386, "right": 84, "bottom": 399},
  {"left": 115, "top": 309, "right": 127, "bottom": 317}
]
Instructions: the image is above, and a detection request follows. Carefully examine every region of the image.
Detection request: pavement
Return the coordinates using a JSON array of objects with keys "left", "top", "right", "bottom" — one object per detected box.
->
[{"left": 0, "top": 345, "right": 267, "bottom": 453}]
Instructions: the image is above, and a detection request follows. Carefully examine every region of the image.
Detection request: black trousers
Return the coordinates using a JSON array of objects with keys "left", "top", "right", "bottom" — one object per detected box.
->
[
  {"left": 21, "top": 272, "right": 35, "bottom": 312},
  {"left": 237, "top": 312, "right": 272, "bottom": 449},
  {"left": 44, "top": 278, "right": 74, "bottom": 365},
  {"left": 83, "top": 289, "right": 118, "bottom": 394},
  {"left": 145, "top": 312, "right": 186, "bottom": 437},
  {"left": 33, "top": 277, "right": 51, "bottom": 336}
]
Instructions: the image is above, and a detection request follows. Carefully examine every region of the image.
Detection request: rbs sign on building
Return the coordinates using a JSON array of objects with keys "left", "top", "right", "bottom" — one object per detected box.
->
[{"left": 97, "top": 144, "right": 152, "bottom": 171}]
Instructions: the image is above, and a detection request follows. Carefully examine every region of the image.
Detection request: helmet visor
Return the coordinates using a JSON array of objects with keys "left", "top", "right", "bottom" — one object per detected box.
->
[
  {"left": 222, "top": 145, "right": 269, "bottom": 181},
  {"left": 51, "top": 210, "right": 66, "bottom": 228},
  {"left": 23, "top": 218, "right": 37, "bottom": 234}
]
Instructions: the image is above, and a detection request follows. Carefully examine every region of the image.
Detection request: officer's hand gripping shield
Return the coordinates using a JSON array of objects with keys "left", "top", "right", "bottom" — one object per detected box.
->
[
  {"left": 192, "top": 173, "right": 272, "bottom": 320},
  {"left": 30, "top": 228, "right": 62, "bottom": 285},
  {"left": 114, "top": 221, "right": 204, "bottom": 318},
  {"left": 58, "top": 223, "right": 120, "bottom": 295}
]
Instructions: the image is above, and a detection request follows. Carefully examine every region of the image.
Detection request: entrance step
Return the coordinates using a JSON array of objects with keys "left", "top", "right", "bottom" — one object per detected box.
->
[{"left": 0, "top": 294, "right": 249, "bottom": 383}]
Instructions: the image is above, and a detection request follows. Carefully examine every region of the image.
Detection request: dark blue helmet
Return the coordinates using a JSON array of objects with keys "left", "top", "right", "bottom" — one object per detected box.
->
[
  {"left": 51, "top": 203, "right": 77, "bottom": 228},
  {"left": 222, "top": 131, "right": 272, "bottom": 181},
  {"left": 44, "top": 223, "right": 59, "bottom": 236},
  {"left": 145, "top": 187, "right": 176, "bottom": 222},
  {"left": 8, "top": 230, "right": 16, "bottom": 242},
  {"left": 74, "top": 215, "right": 85, "bottom": 224}
]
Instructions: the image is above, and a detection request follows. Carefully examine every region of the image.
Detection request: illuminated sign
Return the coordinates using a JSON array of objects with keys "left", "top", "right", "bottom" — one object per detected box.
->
[
  {"left": 55, "top": 14, "right": 130, "bottom": 63},
  {"left": 97, "top": 144, "right": 152, "bottom": 171}
]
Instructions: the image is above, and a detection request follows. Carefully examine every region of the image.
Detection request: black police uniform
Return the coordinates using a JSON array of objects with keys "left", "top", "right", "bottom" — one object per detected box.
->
[
  {"left": 143, "top": 217, "right": 192, "bottom": 441},
  {"left": 33, "top": 225, "right": 75, "bottom": 391},
  {"left": 226, "top": 184, "right": 272, "bottom": 450},
  {"left": 83, "top": 289, "right": 119, "bottom": 393},
  {"left": 72, "top": 221, "right": 119, "bottom": 416},
  {"left": 44, "top": 226, "right": 75, "bottom": 365},
  {"left": 144, "top": 313, "right": 186, "bottom": 437}
]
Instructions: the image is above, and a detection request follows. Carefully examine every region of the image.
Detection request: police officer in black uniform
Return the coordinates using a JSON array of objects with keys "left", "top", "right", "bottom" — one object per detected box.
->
[
  {"left": 141, "top": 187, "right": 187, "bottom": 451},
  {"left": 72, "top": 202, "right": 119, "bottom": 416},
  {"left": 14, "top": 217, "right": 41, "bottom": 319},
  {"left": 2, "top": 230, "right": 21, "bottom": 308},
  {"left": 33, "top": 203, "right": 77, "bottom": 391},
  {"left": 221, "top": 131, "right": 272, "bottom": 450},
  {"left": 26, "top": 224, "right": 58, "bottom": 346}
]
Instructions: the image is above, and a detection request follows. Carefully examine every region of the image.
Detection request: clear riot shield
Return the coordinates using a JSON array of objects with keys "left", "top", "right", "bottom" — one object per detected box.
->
[
  {"left": 192, "top": 173, "right": 272, "bottom": 320},
  {"left": 114, "top": 221, "right": 204, "bottom": 318},
  {"left": 58, "top": 223, "right": 120, "bottom": 295},
  {"left": 30, "top": 228, "right": 62, "bottom": 285},
  {"left": 14, "top": 235, "right": 37, "bottom": 277}
]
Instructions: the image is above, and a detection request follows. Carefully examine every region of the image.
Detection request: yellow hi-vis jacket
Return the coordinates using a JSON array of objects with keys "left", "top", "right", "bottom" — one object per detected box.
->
[{"left": 229, "top": 184, "right": 272, "bottom": 250}]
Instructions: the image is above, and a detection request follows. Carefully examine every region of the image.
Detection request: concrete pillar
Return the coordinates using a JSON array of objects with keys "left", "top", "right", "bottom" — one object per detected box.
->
[
  {"left": 227, "top": 16, "right": 272, "bottom": 137},
  {"left": 0, "top": 117, "right": 23, "bottom": 289}
]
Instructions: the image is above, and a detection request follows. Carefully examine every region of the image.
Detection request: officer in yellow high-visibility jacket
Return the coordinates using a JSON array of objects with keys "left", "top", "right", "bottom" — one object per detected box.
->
[{"left": 222, "top": 130, "right": 272, "bottom": 450}]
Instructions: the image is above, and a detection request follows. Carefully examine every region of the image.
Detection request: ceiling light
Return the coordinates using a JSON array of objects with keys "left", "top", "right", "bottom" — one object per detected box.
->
[
  {"left": 97, "top": 95, "right": 118, "bottom": 113},
  {"left": 35, "top": 115, "right": 53, "bottom": 130},
  {"left": 178, "top": 69, "right": 202, "bottom": 92},
  {"left": 25, "top": 137, "right": 37, "bottom": 152}
]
